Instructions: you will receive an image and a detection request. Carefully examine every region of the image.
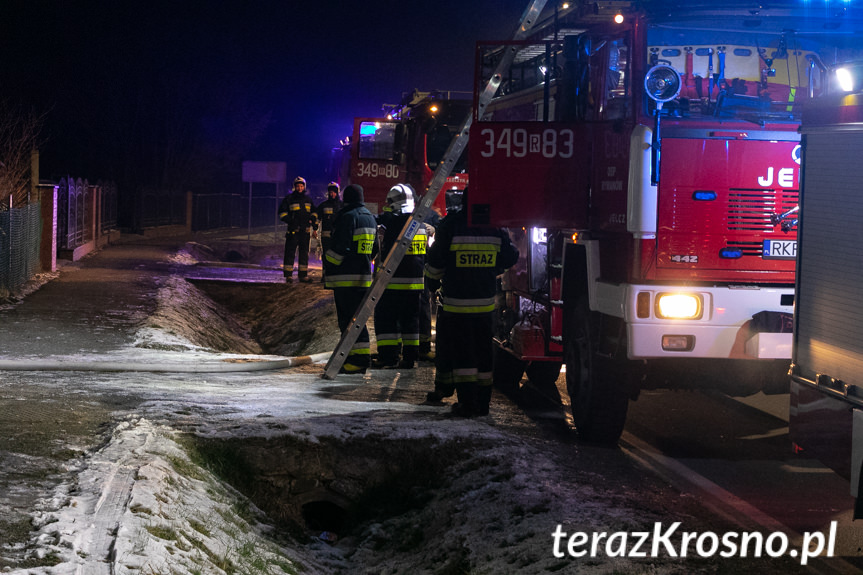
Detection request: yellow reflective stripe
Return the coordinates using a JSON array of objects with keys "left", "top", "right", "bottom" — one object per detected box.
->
[
  {"left": 377, "top": 338, "right": 402, "bottom": 347},
  {"left": 325, "top": 250, "right": 344, "bottom": 265},
  {"left": 441, "top": 296, "right": 495, "bottom": 314},
  {"left": 387, "top": 277, "right": 424, "bottom": 290},
  {"left": 402, "top": 338, "right": 420, "bottom": 346},
  {"left": 279, "top": 212, "right": 289, "bottom": 219},
  {"left": 325, "top": 279, "right": 373, "bottom": 288},
  {"left": 450, "top": 235, "right": 501, "bottom": 249},
  {"left": 450, "top": 243, "right": 500, "bottom": 252},
  {"left": 442, "top": 303, "right": 495, "bottom": 313}
]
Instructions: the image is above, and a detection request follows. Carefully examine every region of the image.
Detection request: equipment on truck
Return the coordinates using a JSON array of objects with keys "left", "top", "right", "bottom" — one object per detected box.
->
[
  {"left": 468, "top": 1, "right": 863, "bottom": 443},
  {"left": 329, "top": 89, "right": 471, "bottom": 216},
  {"left": 790, "top": 65, "right": 863, "bottom": 518}
]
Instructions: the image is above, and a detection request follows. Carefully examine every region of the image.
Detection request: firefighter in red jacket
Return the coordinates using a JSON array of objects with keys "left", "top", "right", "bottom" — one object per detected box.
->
[
  {"left": 279, "top": 176, "right": 317, "bottom": 282},
  {"left": 373, "top": 184, "right": 427, "bottom": 369},
  {"left": 424, "top": 191, "right": 519, "bottom": 416}
]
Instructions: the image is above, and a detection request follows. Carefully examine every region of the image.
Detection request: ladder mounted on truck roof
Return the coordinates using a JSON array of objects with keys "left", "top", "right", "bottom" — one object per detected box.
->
[{"left": 322, "top": 0, "right": 549, "bottom": 379}]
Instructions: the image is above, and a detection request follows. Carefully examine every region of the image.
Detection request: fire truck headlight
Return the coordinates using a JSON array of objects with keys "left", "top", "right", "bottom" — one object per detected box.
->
[
  {"left": 836, "top": 67, "right": 855, "bottom": 92},
  {"left": 655, "top": 293, "right": 703, "bottom": 320}
]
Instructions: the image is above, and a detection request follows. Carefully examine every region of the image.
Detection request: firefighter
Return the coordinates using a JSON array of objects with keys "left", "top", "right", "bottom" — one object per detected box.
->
[
  {"left": 316, "top": 182, "right": 342, "bottom": 282},
  {"left": 278, "top": 176, "right": 317, "bottom": 282},
  {"left": 424, "top": 189, "right": 519, "bottom": 416},
  {"left": 373, "top": 184, "right": 427, "bottom": 369},
  {"left": 324, "top": 184, "right": 377, "bottom": 374}
]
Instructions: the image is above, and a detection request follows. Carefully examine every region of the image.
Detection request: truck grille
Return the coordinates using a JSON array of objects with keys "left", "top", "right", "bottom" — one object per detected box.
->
[{"left": 727, "top": 189, "right": 799, "bottom": 232}]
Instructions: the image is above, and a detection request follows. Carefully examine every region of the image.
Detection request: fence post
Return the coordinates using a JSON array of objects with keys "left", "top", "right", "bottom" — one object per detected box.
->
[{"left": 39, "top": 184, "right": 58, "bottom": 272}]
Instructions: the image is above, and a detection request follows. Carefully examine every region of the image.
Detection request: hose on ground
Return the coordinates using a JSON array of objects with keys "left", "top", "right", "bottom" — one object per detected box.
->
[{"left": 0, "top": 352, "right": 332, "bottom": 373}]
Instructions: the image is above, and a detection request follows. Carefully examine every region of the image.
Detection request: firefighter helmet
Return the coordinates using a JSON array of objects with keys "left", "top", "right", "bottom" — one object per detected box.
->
[
  {"left": 293, "top": 176, "right": 307, "bottom": 190},
  {"left": 386, "top": 184, "right": 415, "bottom": 214},
  {"left": 327, "top": 181, "right": 339, "bottom": 193}
]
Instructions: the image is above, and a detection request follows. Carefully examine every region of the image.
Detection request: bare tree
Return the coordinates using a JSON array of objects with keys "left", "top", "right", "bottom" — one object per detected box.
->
[{"left": 0, "top": 101, "right": 45, "bottom": 210}]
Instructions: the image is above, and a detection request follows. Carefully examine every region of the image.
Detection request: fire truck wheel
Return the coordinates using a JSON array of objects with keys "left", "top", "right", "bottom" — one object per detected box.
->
[
  {"left": 493, "top": 345, "right": 525, "bottom": 395},
  {"left": 563, "top": 299, "right": 629, "bottom": 445},
  {"left": 524, "top": 361, "right": 562, "bottom": 391}
]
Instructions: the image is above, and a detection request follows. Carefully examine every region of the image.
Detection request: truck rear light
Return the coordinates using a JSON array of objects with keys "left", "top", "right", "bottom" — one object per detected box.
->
[
  {"left": 662, "top": 335, "right": 695, "bottom": 351},
  {"left": 637, "top": 292, "right": 651, "bottom": 318},
  {"left": 655, "top": 293, "right": 703, "bottom": 319}
]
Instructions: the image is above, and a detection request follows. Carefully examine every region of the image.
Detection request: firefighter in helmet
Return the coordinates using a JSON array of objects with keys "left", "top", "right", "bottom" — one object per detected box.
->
[
  {"left": 373, "top": 183, "right": 427, "bottom": 369},
  {"left": 316, "top": 182, "right": 342, "bottom": 282},
  {"left": 424, "top": 187, "right": 519, "bottom": 416},
  {"left": 278, "top": 176, "right": 317, "bottom": 282}
]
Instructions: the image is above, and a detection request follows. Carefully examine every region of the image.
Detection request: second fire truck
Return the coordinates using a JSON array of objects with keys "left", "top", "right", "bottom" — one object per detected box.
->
[
  {"left": 468, "top": 0, "right": 863, "bottom": 443},
  {"left": 330, "top": 89, "right": 470, "bottom": 215}
]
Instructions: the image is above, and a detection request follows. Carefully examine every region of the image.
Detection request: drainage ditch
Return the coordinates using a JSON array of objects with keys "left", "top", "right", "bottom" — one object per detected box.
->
[{"left": 183, "top": 433, "right": 474, "bottom": 545}]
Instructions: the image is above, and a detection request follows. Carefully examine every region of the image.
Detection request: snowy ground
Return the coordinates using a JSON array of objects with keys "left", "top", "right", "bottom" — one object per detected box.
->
[{"left": 0, "top": 238, "right": 817, "bottom": 574}]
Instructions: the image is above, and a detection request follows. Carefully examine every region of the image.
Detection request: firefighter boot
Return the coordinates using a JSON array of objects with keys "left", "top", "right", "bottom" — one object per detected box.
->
[
  {"left": 425, "top": 382, "right": 455, "bottom": 404},
  {"left": 451, "top": 383, "right": 478, "bottom": 417},
  {"left": 372, "top": 349, "right": 399, "bottom": 369},
  {"left": 475, "top": 384, "right": 493, "bottom": 416},
  {"left": 399, "top": 346, "right": 418, "bottom": 369},
  {"left": 418, "top": 341, "right": 435, "bottom": 362}
]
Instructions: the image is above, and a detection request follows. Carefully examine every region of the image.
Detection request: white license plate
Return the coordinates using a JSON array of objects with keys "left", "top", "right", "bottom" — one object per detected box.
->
[{"left": 762, "top": 239, "right": 797, "bottom": 260}]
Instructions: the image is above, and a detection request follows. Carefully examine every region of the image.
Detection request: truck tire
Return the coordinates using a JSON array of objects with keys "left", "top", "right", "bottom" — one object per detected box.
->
[
  {"left": 493, "top": 345, "right": 526, "bottom": 394},
  {"left": 563, "top": 298, "right": 629, "bottom": 445}
]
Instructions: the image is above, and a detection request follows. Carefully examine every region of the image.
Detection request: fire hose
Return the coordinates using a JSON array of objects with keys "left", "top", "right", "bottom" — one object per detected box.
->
[{"left": 0, "top": 352, "right": 331, "bottom": 373}]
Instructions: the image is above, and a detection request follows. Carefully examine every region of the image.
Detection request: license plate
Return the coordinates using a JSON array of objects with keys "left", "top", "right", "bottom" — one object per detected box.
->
[{"left": 762, "top": 239, "right": 797, "bottom": 260}]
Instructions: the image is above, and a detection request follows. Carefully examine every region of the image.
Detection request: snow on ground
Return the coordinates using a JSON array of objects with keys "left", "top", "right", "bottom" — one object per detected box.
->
[{"left": 4, "top": 241, "right": 803, "bottom": 574}]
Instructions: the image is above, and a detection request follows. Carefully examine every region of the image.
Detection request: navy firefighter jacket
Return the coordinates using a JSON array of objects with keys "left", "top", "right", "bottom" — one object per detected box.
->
[
  {"left": 376, "top": 211, "right": 428, "bottom": 291},
  {"left": 278, "top": 191, "right": 317, "bottom": 234},
  {"left": 425, "top": 211, "right": 519, "bottom": 314},
  {"left": 324, "top": 202, "right": 378, "bottom": 289}
]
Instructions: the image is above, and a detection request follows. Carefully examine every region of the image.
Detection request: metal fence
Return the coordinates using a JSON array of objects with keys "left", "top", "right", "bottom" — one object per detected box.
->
[
  {"left": 192, "top": 192, "right": 283, "bottom": 232},
  {"left": 58, "top": 177, "right": 89, "bottom": 249},
  {"left": 0, "top": 203, "right": 41, "bottom": 294},
  {"left": 57, "top": 177, "right": 119, "bottom": 250},
  {"left": 141, "top": 187, "right": 186, "bottom": 228}
]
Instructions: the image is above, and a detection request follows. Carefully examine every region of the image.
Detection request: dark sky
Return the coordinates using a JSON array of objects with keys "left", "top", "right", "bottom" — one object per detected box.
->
[{"left": 0, "top": 0, "right": 533, "bottom": 189}]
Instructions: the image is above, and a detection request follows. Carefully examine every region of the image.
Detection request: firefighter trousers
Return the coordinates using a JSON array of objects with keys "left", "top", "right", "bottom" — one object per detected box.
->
[
  {"left": 433, "top": 310, "right": 494, "bottom": 412},
  {"left": 374, "top": 289, "right": 421, "bottom": 364},
  {"left": 333, "top": 286, "right": 371, "bottom": 368},
  {"left": 284, "top": 231, "right": 311, "bottom": 278}
]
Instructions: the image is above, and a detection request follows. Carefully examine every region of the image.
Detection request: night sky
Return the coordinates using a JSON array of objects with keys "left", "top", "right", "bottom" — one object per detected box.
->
[{"left": 0, "top": 0, "right": 532, "bottom": 193}]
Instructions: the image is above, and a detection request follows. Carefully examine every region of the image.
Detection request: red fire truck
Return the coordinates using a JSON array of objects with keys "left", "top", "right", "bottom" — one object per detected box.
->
[
  {"left": 469, "top": 0, "right": 863, "bottom": 443},
  {"left": 790, "top": 63, "right": 863, "bottom": 516},
  {"left": 330, "top": 90, "right": 470, "bottom": 215}
]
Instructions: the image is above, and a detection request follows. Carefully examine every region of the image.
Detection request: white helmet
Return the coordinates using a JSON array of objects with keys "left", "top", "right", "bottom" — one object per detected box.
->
[{"left": 386, "top": 183, "right": 416, "bottom": 214}]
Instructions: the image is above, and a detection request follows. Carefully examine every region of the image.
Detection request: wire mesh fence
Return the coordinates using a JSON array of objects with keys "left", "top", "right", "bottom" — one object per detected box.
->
[{"left": 0, "top": 203, "right": 42, "bottom": 294}]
